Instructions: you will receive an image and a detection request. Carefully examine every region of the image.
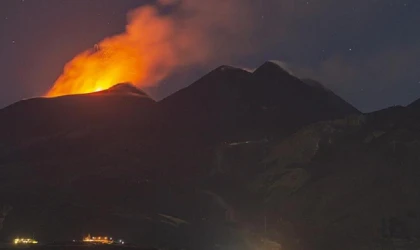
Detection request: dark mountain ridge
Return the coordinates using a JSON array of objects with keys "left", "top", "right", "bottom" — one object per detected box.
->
[
  {"left": 0, "top": 89, "right": 156, "bottom": 145},
  {"left": 0, "top": 62, "right": 372, "bottom": 250},
  {"left": 159, "top": 62, "right": 359, "bottom": 143}
]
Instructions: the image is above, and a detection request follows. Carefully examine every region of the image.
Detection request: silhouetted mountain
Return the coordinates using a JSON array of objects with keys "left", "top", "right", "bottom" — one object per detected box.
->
[
  {"left": 0, "top": 62, "right": 364, "bottom": 250},
  {"left": 160, "top": 62, "right": 359, "bottom": 142},
  {"left": 252, "top": 62, "right": 359, "bottom": 121},
  {"left": 99, "top": 82, "right": 150, "bottom": 97},
  {"left": 0, "top": 84, "right": 156, "bottom": 144}
]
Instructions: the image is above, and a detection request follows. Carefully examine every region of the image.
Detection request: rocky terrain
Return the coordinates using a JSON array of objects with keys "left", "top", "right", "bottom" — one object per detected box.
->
[{"left": 3, "top": 61, "right": 419, "bottom": 249}]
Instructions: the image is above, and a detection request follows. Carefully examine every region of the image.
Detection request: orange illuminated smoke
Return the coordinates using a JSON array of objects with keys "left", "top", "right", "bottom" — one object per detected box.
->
[
  {"left": 47, "top": 44, "right": 146, "bottom": 97},
  {"left": 46, "top": 0, "right": 253, "bottom": 97},
  {"left": 46, "top": 5, "right": 184, "bottom": 97}
]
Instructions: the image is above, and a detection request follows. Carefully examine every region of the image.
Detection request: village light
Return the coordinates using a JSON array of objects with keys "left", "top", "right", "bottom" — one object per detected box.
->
[
  {"left": 83, "top": 235, "right": 113, "bottom": 244},
  {"left": 14, "top": 238, "right": 38, "bottom": 244}
]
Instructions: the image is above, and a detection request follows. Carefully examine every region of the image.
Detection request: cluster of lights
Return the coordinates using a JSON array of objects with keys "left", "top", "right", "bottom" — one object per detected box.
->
[
  {"left": 13, "top": 235, "right": 124, "bottom": 245},
  {"left": 83, "top": 235, "right": 113, "bottom": 244},
  {"left": 14, "top": 238, "right": 38, "bottom": 244}
]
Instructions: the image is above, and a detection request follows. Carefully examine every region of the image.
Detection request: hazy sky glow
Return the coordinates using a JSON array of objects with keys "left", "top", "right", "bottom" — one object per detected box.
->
[{"left": 0, "top": 0, "right": 419, "bottom": 112}]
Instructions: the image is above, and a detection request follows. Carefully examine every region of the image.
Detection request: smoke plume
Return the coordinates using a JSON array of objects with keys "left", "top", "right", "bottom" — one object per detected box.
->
[{"left": 47, "top": 0, "right": 256, "bottom": 97}]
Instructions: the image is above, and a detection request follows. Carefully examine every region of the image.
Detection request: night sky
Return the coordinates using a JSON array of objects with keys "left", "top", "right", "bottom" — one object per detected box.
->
[{"left": 0, "top": 0, "right": 419, "bottom": 112}]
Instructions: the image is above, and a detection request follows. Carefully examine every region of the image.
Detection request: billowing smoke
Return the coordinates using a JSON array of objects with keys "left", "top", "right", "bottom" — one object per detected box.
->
[{"left": 46, "top": 0, "right": 256, "bottom": 97}]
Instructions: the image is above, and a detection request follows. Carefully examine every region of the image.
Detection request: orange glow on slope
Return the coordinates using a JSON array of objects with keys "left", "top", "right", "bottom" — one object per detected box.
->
[{"left": 46, "top": 6, "right": 180, "bottom": 97}]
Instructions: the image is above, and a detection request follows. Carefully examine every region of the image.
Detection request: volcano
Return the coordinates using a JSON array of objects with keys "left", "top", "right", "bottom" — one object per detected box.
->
[
  {"left": 0, "top": 62, "right": 383, "bottom": 250},
  {"left": 159, "top": 62, "right": 359, "bottom": 142}
]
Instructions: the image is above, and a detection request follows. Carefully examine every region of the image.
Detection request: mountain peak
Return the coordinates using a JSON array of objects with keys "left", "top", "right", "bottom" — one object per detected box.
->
[
  {"left": 99, "top": 82, "right": 151, "bottom": 98},
  {"left": 253, "top": 61, "right": 293, "bottom": 76},
  {"left": 214, "top": 65, "right": 240, "bottom": 72}
]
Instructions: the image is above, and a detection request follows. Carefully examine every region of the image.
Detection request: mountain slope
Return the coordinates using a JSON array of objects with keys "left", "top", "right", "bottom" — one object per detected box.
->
[
  {"left": 244, "top": 107, "right": 420, "bottom": 250},
  {"left": 252, "top": 62, "right": 359, "bottom": 119},
  {"left": 407, "top": 96, "right": 420, "bottom": 110},
  {"left": 0, "top": 62, "right": 361, "bottom": 249},
  {"left": 0, "top": 85, "right": 156, "bottom": 144}
]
